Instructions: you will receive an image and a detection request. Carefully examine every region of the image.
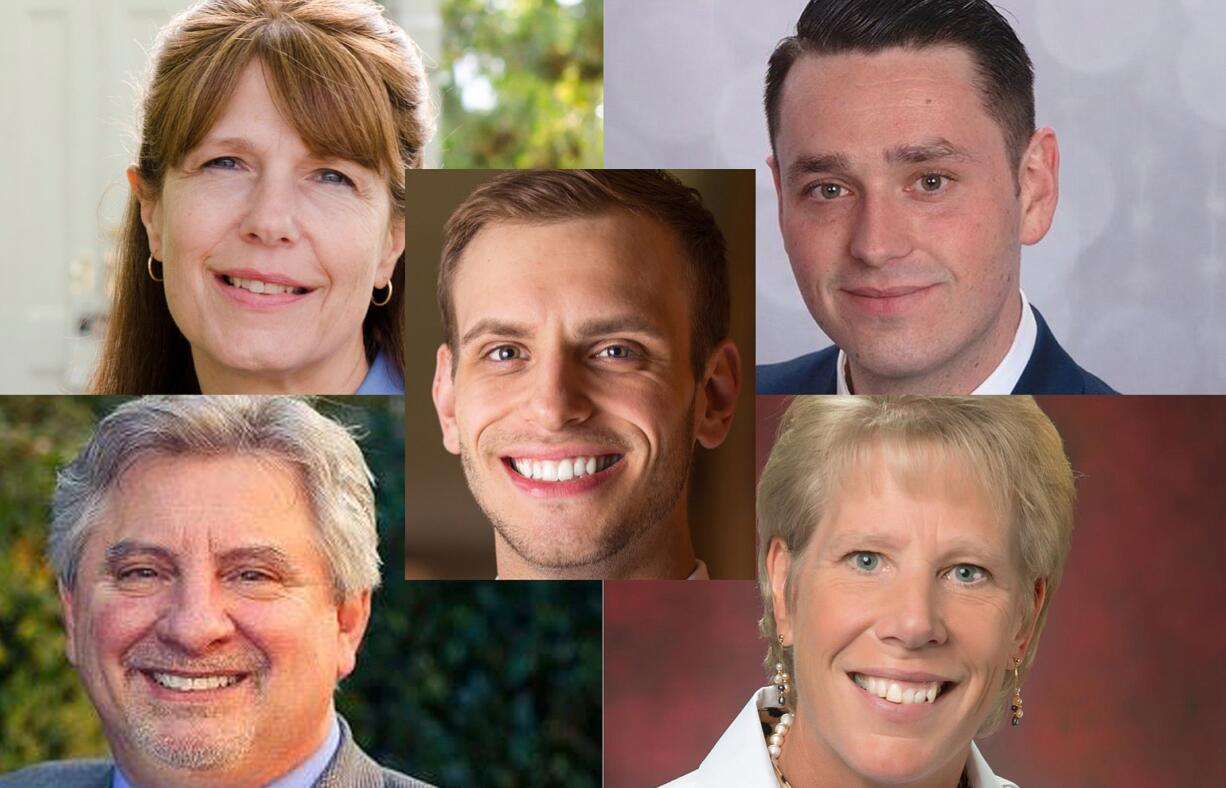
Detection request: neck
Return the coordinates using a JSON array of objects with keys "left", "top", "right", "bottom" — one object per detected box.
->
[
  {"left": 778, "top": 710, "right": 970, "bottom": 788},
  {"left": 192, "top": 337, "right": 370, "bottom": 394},
  {"left": 494, "top": 496, "right": 697, "bottom": 580},
  {"left": 846, "top": 290, "right": 1022, "bottom": 395}
]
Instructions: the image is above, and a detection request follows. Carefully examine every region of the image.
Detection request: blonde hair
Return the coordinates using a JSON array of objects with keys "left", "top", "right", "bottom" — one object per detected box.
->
[
  {"left": 757, "top": 396, "right": 1075, "bottom": 735},
  {"left": 94, "top": 0, "right": 433, "bottom": 392}
]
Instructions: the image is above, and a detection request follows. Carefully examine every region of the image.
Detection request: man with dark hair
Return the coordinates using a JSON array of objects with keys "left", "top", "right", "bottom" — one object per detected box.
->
[
  {"left": 757, "top": 0, "right": 1115, "bottom": 394},
  {"left": 431, "top": 169, "right": 742, "bottom": 580}
]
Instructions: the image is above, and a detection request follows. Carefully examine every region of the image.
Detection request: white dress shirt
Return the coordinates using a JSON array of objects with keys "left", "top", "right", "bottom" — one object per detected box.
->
[
  {"left": 837, "top": 290, "right": 1037, "bottom": 395},
  {"left": 660, "top": 686, "right": 1018, "bottom": 788}
]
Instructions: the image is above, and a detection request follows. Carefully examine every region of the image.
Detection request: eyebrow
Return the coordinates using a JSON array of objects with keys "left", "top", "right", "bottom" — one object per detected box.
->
[
  {"left": 825, "top": 531, "right": 1005, "bottom": 565},
  {"left": 103, "top": 540, "right": 297, "bottom": 576},
  {"left": 786, "top": 138, "right": 976, "bottom": 181},
  {"left": 105, "top": 540, "right": 175, "bottom": 572},
  {"left": 460, "top": 316, "right": 666, "bottom": 348}
]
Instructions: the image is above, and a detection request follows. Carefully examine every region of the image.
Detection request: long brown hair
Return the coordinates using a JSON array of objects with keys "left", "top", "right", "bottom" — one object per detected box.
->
[{"left": 93, "top": 0, "right": 432, "bottom": 393}]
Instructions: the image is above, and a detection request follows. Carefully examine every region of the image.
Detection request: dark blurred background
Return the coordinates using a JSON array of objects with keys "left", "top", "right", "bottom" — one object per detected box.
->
[
  {"left": 0, "top": 396, "right": 602, "bottom": 786},
  {"left": 605, "top": 395, "right": 1226, "bottom": 787}
]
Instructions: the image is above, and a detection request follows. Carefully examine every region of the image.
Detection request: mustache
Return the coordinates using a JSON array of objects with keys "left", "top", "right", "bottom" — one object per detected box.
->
[{"left": 123, "top": 640, "right": 269, "bottom": 675}]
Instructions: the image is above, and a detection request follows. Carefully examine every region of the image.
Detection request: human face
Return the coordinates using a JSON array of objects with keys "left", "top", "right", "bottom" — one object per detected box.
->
[
  {"left": 134, "top": 59, "right": 403, "bottom": 392},
  {"left": 433, "top": 212, "right": 705, "bottom": 575},
  {"left": 60, "top": 455, "right": 369, "bottom": 787},
  {"left": 768, "top": 445, "right": 1042, "bottom": 786},
  {"left": 769, "top": 46, "right": 1057, "bottom": 393}
]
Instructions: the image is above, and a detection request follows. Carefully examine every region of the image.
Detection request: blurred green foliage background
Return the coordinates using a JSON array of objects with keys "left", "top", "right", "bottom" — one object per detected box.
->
[
  {"left": 0, "top": 396, "right": 601, "bottom": 786},
  {"left": 439, "top": 0, "right": 603, "bottom": 167}
]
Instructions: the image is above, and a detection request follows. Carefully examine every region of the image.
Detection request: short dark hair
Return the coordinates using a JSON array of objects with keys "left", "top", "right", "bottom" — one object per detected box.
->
[
  {"left": 438, "top": 170, "right": 731, "bottom": 380},
  {"left": 765, "top": 0, "right": 1035, "bottom": 170}
]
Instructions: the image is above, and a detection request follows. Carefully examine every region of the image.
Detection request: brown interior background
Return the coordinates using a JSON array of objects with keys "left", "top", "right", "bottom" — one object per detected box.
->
[
  {"left": 604, "top": 395, "right": 1226, "bottom": 786},
  {"left": 405, "top": 169, "right": 757, "bottom": 579}
]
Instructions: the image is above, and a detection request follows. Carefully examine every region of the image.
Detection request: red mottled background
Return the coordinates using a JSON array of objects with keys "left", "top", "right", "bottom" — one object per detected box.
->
[{"left": 604, "top": 396, "right": 1226, "bottom": 786}]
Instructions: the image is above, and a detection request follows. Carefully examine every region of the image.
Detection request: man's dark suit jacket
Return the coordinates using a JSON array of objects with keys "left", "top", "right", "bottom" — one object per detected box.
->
[
  {"left": 756, "top": 305, "right": 1117, "bottom": 394},
  {"left": 0, "top": 716, "right": 435, "bottom": 788}
]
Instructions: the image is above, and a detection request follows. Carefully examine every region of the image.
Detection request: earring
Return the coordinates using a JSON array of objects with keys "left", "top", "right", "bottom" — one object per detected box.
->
[
  {"left": 1010, "top": 660, "right": 1024, "bottom": 727},
  {"left": 146, "top": 255, "right": 163, "bottom": 282},
  {"left": 371, "top": 280, "right": 393, "bottom": 306},
  {"left": 773, "top": 635, "right": 792, "bottom": 709}
]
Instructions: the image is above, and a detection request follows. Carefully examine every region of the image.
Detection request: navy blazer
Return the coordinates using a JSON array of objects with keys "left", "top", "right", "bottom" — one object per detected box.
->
[{"left": 756, "top": 306, "right": 1117, "bottom": 395}]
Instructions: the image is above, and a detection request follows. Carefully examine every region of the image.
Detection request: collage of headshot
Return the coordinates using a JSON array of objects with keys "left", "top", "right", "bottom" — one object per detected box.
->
[{"left": 0, "top": 1, "right": 1223, "bottom": 787}]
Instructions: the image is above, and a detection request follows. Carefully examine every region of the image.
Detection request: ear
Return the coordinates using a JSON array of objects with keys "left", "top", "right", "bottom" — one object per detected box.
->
[
  {"left": 694, "top": 339, "right": 741, "bottom": 450},
  {"left": 377, "top": 214, "right": 405, "bottom": 288},
  {"left": 767, "top": 153, "right": 785, "bottom": 231},
  {"left": 127, "top": 165, "right": 162, "bottom": 260},
  {"left": 766, "top": 537, "right": 794, "bottom": 646},
  {"left": 58, "top": 580, "right": 79, "bottom": 666},
  {"left": 334, "top": 590, "right": 372, "bottom": 681},
  {"left": 1011, "top": 577, "right": 1048, "bottom": 662},
  {"left": 432, "top": 343, "right": 461, "bottom": 455},
  {"left": 1018, "top": 128, "right": 1059, "bottom": 246}
]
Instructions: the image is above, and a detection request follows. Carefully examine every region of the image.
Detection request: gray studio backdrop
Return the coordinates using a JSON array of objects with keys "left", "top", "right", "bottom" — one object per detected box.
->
[{"left": 605, "top": 0, "right": 1226, "bottom": 393}]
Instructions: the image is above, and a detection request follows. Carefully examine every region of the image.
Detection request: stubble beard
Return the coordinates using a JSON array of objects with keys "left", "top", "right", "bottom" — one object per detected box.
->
[
  {"left": 127, "top": 698, "right": 257, "bottom": 771},
  {"left": 460, "top": 401, "right": 696, "bottom": 571}
]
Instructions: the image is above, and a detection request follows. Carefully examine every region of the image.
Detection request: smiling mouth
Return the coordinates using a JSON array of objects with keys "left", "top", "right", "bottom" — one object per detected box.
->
[
  {"left": 851, "top": 672, "right": 956, "bottom": 705},
  {"left": 146, "top": 671, "right": 248, "bottom": 693},
  {"left": 506, "top": 455, "right": 623, "bottom": 482},
  {"left": 220, "top": 274, "right": 309, "bottom": 296}
]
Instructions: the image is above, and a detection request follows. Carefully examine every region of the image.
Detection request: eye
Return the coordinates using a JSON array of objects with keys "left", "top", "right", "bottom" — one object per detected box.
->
[
  {"left": 204, "top": 156, "right": 242, "bottom": 170},
  {"left": 594, "top": 344, "right": 636, "bottom": 360},
  {"left": 948, "top": 564, "right": 987, "bottom": 584},
  {"left": 809, "top": 182, "right": 849, "bottom": 200},
  {"left": 316, "top": 169, "right": 355, "bottom": 187},
  {"left": 848, "top": 551, "right": 881, "bottom": 572},
  {"left": 118, "top": 566, "right": 160, "bottom": 581},
  {"left": 485, "top": 345, "right": 522, "bottom": 362},
  {"left": 914, "top": 173, "right": 951, "bottom": 193},
  {"left": 234, "top": 569, "right": 275, "bottom": 584}
]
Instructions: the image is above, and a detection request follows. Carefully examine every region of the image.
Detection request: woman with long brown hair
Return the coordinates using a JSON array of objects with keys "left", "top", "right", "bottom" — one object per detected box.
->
[{"left": 94, "top": 0, "right": 432, "bottom": 394}]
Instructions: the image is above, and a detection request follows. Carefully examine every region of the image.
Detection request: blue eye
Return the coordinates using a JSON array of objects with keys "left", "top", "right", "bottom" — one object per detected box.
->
[
  {"left": 318, "top": 169, "right": 354, "bottom": 187},
  {"left": 205, "top": 157, "right": 241, "bottom": 170},
  {"left": 949, "top": 564, "right": 986, "bottom": 584},
  {"left": 595, "top": 344, "right": 635, "bottom": 360},
  {"left": 850, "top": 551, "right": 881, "bottom": 571}
]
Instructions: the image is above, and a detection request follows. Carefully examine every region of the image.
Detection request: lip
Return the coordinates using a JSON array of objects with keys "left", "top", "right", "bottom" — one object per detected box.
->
[
  {"left": 846, "top": 671, "right": 959, "bottom": 720},
  {"left": 501, "top": 454, "right": 624, "bottom": 499},
  {"left": 213, "top": 268, "right": 316, "bottom": 310},
  {"left": 850, "top": 667, "right": 954, "bottom": 683},
  {"left": 840, "top": 283, "right": 938, "bottom": 316},
  {"left": 138, "top": 669, "right": 251, "bottom": 702}
]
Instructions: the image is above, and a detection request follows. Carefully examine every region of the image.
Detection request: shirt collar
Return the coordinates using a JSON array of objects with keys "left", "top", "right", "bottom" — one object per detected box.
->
[
  {"left": 356, "top": 350, "right": 404, "bottom": 394},
  {"left": 836, "top": 290, "right": 1036, "bottom": 395},
  {"left": 112, "top": 711, "right": 341, "bottom": 788}
]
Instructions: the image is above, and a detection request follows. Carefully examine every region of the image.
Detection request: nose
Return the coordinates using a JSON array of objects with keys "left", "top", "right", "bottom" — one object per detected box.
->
[
  {"left": 848, "top": 191, "right": 912, "bottom": 267},
  {"left": 239, "top": 172, "right": 300, "bottom": 246},
  {"left": 525, "top": 349, "right": 593, "bottom": 430},
  {"left": 874, "top": 570, "right": 948, "bottom": 649},
  {"left": 155, "top": 573, "right": 235, "bottom": 654}
]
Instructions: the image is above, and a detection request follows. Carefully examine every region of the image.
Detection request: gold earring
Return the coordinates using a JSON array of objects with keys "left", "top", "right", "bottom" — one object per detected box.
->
[
  {"left": 1010, "top": 660, "right": 1024, "bottom": 727},
  {"left": 371, "top": 280, "right": 392, "bottom": 306},
  {"left": 146, "top": 255, "right": 163, "bottom": 282}
]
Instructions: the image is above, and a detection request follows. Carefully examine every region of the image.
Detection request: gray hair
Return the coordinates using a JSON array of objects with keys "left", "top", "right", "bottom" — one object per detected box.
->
[
  {"left": 50, "top": 396, "right": 382, "bottom": 599},
  {"left": 757, "top": 396, "right": 1075, "bottom": 735}
]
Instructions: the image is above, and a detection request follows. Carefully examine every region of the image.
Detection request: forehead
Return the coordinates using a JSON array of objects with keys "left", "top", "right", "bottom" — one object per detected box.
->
[
  {"left": 775, "top": 45, "right": 1007, "bottom": 167},
  {"left": 451, "top": 211, "right": 693, "bottom": 337},
  {"left": 201, "top": 61, "right": 306, "bottom": 151},
  {"left": 93, "top": 453, "right": 318, "bottom": 558}
]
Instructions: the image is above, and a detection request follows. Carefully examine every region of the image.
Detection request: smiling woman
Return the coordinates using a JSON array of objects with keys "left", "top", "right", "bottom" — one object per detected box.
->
[
  {"left": 92, "top": 0, "right": 433, "bottom": 394},
  {"left": 665, "top": 396, "right": 1076, "bottom": 788}
]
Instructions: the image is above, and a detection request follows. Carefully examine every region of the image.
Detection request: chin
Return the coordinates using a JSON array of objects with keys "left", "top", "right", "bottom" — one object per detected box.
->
[{"left": 845, "top": 735, "right": 953, "bottom": 785}]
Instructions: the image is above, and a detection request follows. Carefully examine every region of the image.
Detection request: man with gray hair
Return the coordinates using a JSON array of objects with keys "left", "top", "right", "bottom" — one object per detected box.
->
[{"left": 0, "top": 396, "right": 432, "bottom": 788}]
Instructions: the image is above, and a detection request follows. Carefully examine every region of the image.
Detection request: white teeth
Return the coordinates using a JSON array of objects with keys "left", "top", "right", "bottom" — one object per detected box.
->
[
  {"left": 225, "top": 275, "right": 305, "bottom": 295},
  {"left": 151, "top": 672, "right": 239, "bottom": 692},
  {"left": 852, "top": 673, "right": 943, "bottom": 705},
  {"left": 510, "top": 455, "right": 620, "bottom": 482}
]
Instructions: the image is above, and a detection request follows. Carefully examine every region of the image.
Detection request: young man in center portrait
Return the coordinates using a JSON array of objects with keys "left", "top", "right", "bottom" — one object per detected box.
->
[{"left": 406, "top": 169, "right": 755, "bottom": 581}]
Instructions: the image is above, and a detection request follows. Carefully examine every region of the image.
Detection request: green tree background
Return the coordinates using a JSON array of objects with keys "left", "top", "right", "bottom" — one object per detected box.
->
[
  {"left": 439, "top": 0, "right": 603, "bottom": 167},
  {"left": 0, "top": 397, "right": 600, "bottom": 785}
]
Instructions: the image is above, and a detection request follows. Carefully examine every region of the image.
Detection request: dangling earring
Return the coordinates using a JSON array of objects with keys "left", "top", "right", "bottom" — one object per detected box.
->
[
  {"left": 146, "top": 255, "right": 163, "bottom": 282},
  {"left": 768, "top": 634, "right": 795, "bottom": 768},
  {"left": 773, "top": 635, "right": 792, "bottom": 708},
  {"left": 371, "top": 280, "right": 393, "bottom": 306},
  {"left": 1010, "top": 659, "right": 1024, "bottom": 727}
]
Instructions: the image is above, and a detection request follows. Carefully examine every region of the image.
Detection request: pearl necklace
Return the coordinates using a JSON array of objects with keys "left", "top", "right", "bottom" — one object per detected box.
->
[{"left": 766, "top": 709, "right": 794, "bottom": 788}]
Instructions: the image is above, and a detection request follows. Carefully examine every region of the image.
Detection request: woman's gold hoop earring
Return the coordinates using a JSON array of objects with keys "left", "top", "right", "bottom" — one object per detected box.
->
[
  {"left": 371, "top": 280, "right": 393, "bottom": 306},
  {"left": 1010, "top": 659, "right": 1024, "bottom": 727},
  {"left": 146, "top": 255, "right": 163, "bottom": 283}
]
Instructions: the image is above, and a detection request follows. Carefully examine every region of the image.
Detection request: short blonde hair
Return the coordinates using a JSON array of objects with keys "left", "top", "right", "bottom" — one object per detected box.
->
[{"left": 757, "top": 396, "right": 1075, "bottom": 734}]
